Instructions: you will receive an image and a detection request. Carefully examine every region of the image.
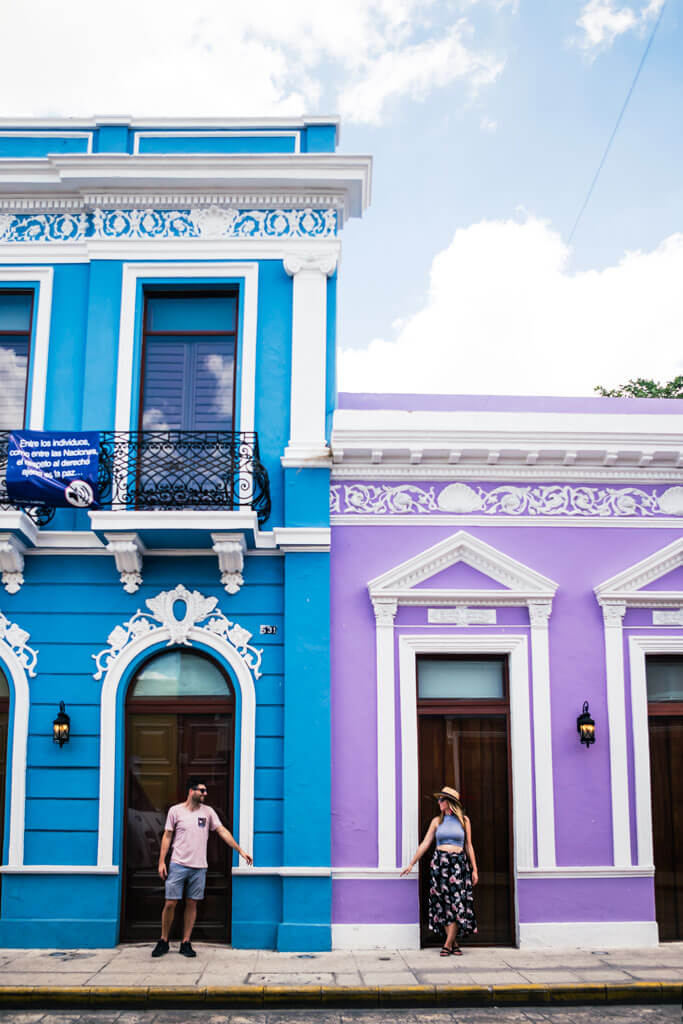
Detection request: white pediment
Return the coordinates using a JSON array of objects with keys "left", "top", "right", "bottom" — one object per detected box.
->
[
  {"left": 368, "top": 530, "right": 557, "bottom": 608},
  {"left": 595, "top": 537, "right": 683, "bottom": 608}
]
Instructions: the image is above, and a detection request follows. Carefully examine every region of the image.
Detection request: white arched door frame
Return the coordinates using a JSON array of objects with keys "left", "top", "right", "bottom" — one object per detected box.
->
[
  {"left": 0, "top": 612, "right": 38, "bottom": 867},
  {"left": 97, "top": 625, "right": 257, "bottom": 868}
]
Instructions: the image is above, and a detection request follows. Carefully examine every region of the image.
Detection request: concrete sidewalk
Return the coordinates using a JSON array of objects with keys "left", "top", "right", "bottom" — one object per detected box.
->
[{"left": 0, "top": 943, "right": 681, "bottom": 1009}]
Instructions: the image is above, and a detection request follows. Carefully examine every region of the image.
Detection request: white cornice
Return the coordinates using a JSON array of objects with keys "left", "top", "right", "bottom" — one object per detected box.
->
[
  {"left": 0, "top": 115, "right": 341, "bottom": 132},
  {"left": 596, "top": 537, "right": 683, "bottom": 603},
  {"left": 331, "top": 464, "right": 683, "bottom": 482},
  {"left": 0, "top": 154, "right": 372, "bottom": 219},
  {"left": 0, "top": 191, "right": 347, "bottom": 212},
  {"left": 331, "top": 407, "right": 683, "bottom": 473},
  {"left": 0, "top": 237, "right": 342, "bottom": 264}
]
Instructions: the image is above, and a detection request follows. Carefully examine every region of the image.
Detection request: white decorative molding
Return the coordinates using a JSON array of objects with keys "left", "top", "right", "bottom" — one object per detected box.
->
[
  {"left": 331, "top": 867, "right": 409, "bottom": 879},
  {"left": 331, "top": 513, "right": 683, "bottom": 530},
  {"left": 652, "top": 609, "right": 683, "bottom": 624},
  {"left": 92, "top": 584, "right": 262, "bottom": 681},
  {"left": 0, "top": 609, "right": 38, "bottom": 677},
  {"left": 331, "top": 482, "right": 683, "bottom": 518},
  {"left": 368, "top": 531, "right": 557, "bottom": 874},
  {"left": 282, "top": 251, "right": 337, "bottom": 464},
  {"left": 273, "top": 527, "right": 331, "bottom": 552},
  {"left": 427, "top": 607, "right": 497, "bottom": 625},
  {"left": 0, "top": 534, "right": 25, "bottom": 594},
  {"left": 212, "top": 532, "right": 246, "bottom": 594},
  {"left": 331, "top": 464, "right": 683, "bottom": 483},
  {"left": 104, "top": 532, "right": 144, "bottom": 593},
  {"left": 601, "top": 601, "right": 627, "bottom": 627},
  {"left": 0, "top": 865, "right": 119, "bottom": 875},
  {"left": 332, "top": 923, "right": 420, "bottom": 950},
  {"left": 0, "top": 206, "right": 338, "bottom": 243},
  {"left": 518, "top": 865, "right": 654, "bottom": 879},
  {"left": 596, "top": 536, "right": 683, "bottom": 605},
  {"left": 94, "top": 585, "right": 261, "bottom": 869},
  {"left": 0, "top": 266, "right": 53, "bottom": 430},
  {"left": 628, "top": 635, "right": 683, "bottom": 870},
  {"left": 132, "top": 129, "right": 303, "bottom": 155},
  {"left": 518, "top": 921, "right": 658, "bottom": 949},
  {"left": 115, "top": 263, "right": 259, "bottom": 437},
  {"left": 233, "top": 865, "right": 331, "bottom": 876},
  {"left": 367, "top": 529, "right": 558, "bottom": 603},
  {"left": 0, "top": 609, "right": 37, "bottom": 867},
  {"left": 398, "top": 634, "right": 534, "bottom": 878}
]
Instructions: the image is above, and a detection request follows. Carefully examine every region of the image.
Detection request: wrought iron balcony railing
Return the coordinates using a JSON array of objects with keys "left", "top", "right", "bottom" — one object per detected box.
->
[{"left": 0, "top": 430, "right": 271, "bottom": 527}]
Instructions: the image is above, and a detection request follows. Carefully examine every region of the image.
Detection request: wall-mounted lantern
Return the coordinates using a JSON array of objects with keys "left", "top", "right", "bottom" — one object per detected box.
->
[
  {"left": 577, "top": 701, "right": 595, "bottom": 748},
  {"left": 52, "top": 701, "right": 71, "bottom": 747}
]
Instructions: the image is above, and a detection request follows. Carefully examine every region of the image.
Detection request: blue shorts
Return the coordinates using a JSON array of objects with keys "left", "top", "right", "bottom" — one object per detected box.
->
[{"left": 165, "top": 862, "right": 207, "bottom": 900}]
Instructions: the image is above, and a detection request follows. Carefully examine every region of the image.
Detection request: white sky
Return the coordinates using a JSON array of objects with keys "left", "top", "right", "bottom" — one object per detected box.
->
[{"left": 1, "top": 0, "right": 680, "bottom": 396}]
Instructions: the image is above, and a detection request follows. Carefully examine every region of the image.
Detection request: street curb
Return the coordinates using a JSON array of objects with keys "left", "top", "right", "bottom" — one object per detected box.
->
[{"left": 0, "top": 981, "right": 680, "bottom": 1009}]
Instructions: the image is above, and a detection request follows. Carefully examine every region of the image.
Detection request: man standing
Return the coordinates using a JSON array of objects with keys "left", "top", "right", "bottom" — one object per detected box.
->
[{"left": 152, "top": 777, "right": 252, "bottom": 958}]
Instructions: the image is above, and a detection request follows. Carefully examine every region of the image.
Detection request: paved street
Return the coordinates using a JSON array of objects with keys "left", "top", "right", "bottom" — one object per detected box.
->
[{"left": 0, "top": 1007, "right": 679, "bottom": 1022}]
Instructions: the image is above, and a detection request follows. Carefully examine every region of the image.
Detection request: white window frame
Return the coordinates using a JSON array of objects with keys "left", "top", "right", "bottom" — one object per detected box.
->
[
  {"left": 115, "top": 262, "right": 258, "bottom": 433},
  {"left": 0, "top": 267, "right": 53, "bottom": 430}
]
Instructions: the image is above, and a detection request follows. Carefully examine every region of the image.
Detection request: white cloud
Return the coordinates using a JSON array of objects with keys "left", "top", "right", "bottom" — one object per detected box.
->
[
  {"left": 339, "top": 216, "right": 683, "bottom": 396},
  {"left": 0, "top": 0, "right": 504, "bottom": 122},
  {"left": 575, "top": 0, "right": 665, "bottom": 56},
  {"left": 480, "top": 116, "right": 498, "bottom": 132}
]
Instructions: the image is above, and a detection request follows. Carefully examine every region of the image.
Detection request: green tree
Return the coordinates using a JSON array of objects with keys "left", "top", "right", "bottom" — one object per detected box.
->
[{"left": 594, "top": 376, "right": 683, "bottom": 399}]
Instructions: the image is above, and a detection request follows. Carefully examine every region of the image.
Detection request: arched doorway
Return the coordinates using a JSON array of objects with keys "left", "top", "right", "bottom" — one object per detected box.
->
[{"left": 121, "top": 648, "right": 235, "bottom": 943}]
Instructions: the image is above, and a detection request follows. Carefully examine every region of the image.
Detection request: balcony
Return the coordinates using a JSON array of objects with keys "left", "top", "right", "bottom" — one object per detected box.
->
[{"left": 0, "top": 430, "right": 271, "bottom": 527}]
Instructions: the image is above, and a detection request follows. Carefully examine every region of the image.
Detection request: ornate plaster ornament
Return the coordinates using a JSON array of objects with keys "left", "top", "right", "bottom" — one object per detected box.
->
[
  {"left": 0, "top": 206, "right": 338, "bottom": 244},
  {"left": 600, "top": 601, "right": 627, "bottom": 627},
  {"left": 652, "top": 609, "right": 683, "bottom": 625},
  {"left": 0, "top": 534, "right": 25, "bottom": 595},
  {"left": 333, "top": 483, "right": 683, "bottom": 518},
  {"left": 0, "top": 611, "right": 38, "bottom": 676},
  {"left": 372, "top": 598, "right": 398, "bottom": 626},
  {"left": 105, "top": 535, "right": 144, "bottom": 594},
  {"left": 92, "top": 584, "right": 262, "bottom": 681},
  {"left": 212, "top": 534, "right": 246, "bottom": 595}
]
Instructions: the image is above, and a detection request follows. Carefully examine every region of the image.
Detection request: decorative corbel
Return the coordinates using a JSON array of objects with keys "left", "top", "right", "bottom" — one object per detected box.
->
[
  {"left": 212, "top": 533, "right": 247, "bottom": 595},
  {"left": 0, "top": 533, "right": 25, "bottom": 594},
  {"left": 104, "top": 532, "right": 144, "bottom": 594}
]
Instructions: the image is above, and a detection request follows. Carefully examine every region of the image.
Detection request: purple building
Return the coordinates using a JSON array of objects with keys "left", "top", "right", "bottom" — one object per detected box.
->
[{"left": 329, "top": 392, "right": 683, "bottom": 949}]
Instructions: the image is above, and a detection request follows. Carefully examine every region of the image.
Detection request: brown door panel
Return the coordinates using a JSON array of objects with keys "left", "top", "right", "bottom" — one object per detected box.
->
[
  {"left": 418, "top": 713, "right": 513, "bottom": 946},
  {"left": 649, "top": 714, "right": 683, "bottom": 940}
]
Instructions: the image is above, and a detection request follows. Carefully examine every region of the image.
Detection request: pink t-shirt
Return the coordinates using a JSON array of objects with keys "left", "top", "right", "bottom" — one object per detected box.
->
[{"left": 164, "top": 803, "right": 222, "bottom": 868}]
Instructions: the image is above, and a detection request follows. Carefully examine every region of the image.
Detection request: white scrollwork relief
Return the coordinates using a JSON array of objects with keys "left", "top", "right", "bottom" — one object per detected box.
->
[
  {"left": 0, "top": 611, "right": 38, "bottom": 677},
  {"left": 0, "top": 206, "right": 338, "bottom": 244},
  {"left": 427, "top": 607, "right": 497, "bottom": 625},
  {"left": 332, "top": 483, "right": 683, "bottom": 518},
  {"left": 92, "top": 584, "right": 262, "bottom": 681},
  {"left": 652, "top": 609, "right": 683, "bottom": 625}
]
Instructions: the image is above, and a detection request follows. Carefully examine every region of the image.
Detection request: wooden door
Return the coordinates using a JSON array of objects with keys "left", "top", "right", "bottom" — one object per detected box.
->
[
  {"left": 649, "top": 712, "right": 683, "bottom": 940},
  {"left": 418, "top": 713, "right": 513, "bottom": 946},
  {"left": 122, "top": 708, "right": 234, "bottom": 943}
]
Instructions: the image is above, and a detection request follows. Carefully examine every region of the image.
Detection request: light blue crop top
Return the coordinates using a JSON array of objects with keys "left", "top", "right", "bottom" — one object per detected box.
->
[{"left": 436, "top": 813, "right": 465, "bottom": 847}]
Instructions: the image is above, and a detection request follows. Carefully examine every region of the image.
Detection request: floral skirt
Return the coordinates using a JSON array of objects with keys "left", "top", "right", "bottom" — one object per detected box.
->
[{"left": 428, "top": 849, "right": 478, "bottom": 938}]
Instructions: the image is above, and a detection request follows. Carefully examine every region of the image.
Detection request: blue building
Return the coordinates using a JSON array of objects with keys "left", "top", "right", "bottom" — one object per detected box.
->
[{"left": 0, "top": 117, "right": 371, "bottom": 949}]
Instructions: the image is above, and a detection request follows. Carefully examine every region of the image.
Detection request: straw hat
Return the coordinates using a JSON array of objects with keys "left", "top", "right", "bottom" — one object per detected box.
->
[{"left": 433, "top": 785, "right": 460, "bottom": 802}]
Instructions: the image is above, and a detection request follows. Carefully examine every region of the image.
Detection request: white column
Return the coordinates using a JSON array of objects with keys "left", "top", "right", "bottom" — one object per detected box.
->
[
  {"left": 528, "top": 599, "right": 556, "bottom": 868},
  {"left": 372, "top": 597, "right": 397, "bottom": 869},
  {"left": 601, "top": 600, "right": 631, "bottom": 867},
  {"left": 283, "top": 252, "right": 337, "bottom": 463}
]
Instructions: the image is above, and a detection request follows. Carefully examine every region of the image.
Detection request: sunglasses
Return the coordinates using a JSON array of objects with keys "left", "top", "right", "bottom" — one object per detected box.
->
[{"left": 194, "top": 787, "right": 208, "bottom": 794}]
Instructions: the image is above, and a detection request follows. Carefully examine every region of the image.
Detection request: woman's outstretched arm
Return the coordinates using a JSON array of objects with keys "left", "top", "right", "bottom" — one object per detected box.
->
[{"left": 400, "top": 817, "right": 439, "bottom": 876}]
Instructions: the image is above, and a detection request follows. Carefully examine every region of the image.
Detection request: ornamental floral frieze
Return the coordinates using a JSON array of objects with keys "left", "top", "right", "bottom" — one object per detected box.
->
[
  {"left": 92, "top": 584, "right": 262, "bottom": 681},
  {"left": 0, "top": 611, "right": 38, "bottom": 677},
  {"left": 0, "top": 206, "right": 337, "bottom": 243},
  {"left": 330, "top": 482, "right": 683, "bottom": 518}
]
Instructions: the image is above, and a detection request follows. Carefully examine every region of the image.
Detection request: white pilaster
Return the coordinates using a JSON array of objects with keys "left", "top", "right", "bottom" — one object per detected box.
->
[
  {"left": 372, "top": 597, "right": 397, "bottom": 869},
  {"left": 600, "top": 600, "right": 631, "bottom": 868},
  {"left": 283, "top": 251, "right": 337, "bottom": 464},
  {"left": 528, "top": 599, "right": 556, "bottom": 867}
]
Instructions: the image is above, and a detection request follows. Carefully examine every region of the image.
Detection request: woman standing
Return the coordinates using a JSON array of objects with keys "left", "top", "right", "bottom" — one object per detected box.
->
[{"left": 401, "top": 785, "right": 478, "bottom": 956}]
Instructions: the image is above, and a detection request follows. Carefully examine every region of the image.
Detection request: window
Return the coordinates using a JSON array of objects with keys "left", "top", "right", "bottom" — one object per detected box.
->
[
  {"left": 128, "top": 649, "right": 234, "bottom": 700},
  {"left": 140, "top": 290, "right": 238, "bottom": 432},
  {"left": 0, "top": 290, "right": 33, "bottom": 429},
  {"left": 646, "top": 656, "right": 683, "bottom": 703},
  {"left": 417, "top": 656, "right": 506, "bottom": 700}
]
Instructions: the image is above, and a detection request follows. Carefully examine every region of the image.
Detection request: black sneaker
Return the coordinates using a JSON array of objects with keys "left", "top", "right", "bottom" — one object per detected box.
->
[
  {"left": 179, "top": 941, "right": 196, "bottom": 958},
  {"left": 151, "top": 939, "right": 169, "bottom": 958}
]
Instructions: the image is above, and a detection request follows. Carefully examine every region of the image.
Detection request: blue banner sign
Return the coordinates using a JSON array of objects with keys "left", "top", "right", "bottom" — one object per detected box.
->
[{"left": 6, "top": 431, "right": 100, "bottom": 509}]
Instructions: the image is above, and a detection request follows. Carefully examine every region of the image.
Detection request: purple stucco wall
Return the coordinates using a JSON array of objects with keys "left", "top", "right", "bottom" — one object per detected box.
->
[{"left": 330, "top": 514, "right": 678, "bottom": 930}]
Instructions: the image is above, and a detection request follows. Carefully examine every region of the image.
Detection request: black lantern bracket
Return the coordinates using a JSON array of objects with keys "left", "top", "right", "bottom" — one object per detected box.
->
[
  {"left": 577, "top": 700, "right": 595, "bottom": 748},
  {"left": 53, "top": 701, "right": 71, "bottom": 747}
]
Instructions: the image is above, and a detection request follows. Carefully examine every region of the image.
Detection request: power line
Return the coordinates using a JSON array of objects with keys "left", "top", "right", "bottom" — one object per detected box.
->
[{"left": 567, "top": 0, "right": 668, "bottom": 246}]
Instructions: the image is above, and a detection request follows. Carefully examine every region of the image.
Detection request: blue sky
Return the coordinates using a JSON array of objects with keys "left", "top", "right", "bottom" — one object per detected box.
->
[{"left": 2, "top": 0, "right": 681, "bottom": 395}]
